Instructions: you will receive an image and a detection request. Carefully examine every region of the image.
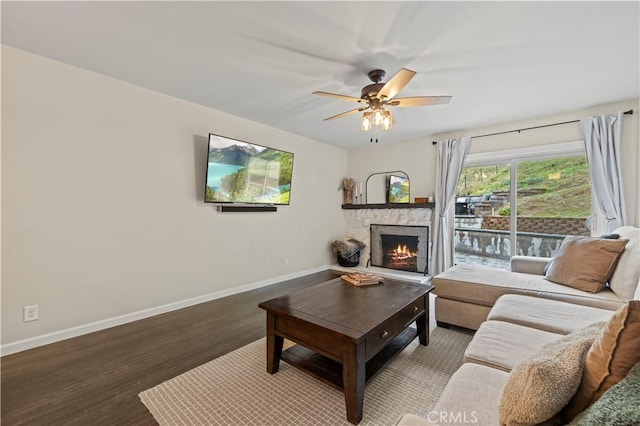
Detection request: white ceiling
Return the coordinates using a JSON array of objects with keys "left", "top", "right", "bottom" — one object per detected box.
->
[{"left": 2, "top": 1, "right": 638, "bottom": 149}]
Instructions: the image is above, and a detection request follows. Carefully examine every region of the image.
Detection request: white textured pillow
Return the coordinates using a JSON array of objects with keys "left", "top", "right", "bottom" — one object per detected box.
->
[
  {"left": 609, "top": 226, "right": 640, "bottom": 300},
  {"left": 498, "top": 322, "right": 605, "bottom": 426}
]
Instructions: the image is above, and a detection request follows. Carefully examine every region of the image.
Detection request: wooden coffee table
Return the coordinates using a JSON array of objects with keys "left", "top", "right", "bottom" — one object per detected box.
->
[{"left": 258, "top": 277, "right": 433, "bottom": 424}]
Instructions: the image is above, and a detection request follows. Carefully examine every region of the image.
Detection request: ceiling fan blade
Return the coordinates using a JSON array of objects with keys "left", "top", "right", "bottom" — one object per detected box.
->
[
  {"left": 313, "top": 91, "right": 365, "bottom": 103},
  {"left": 323, "top": 107, "right": 367, "bottom": 121},
  {"left": 387, "top": 96, "right": 452, "bottom": 107},
  {"left": 376, "top": 68, "right": 416, "bottom": 101}
]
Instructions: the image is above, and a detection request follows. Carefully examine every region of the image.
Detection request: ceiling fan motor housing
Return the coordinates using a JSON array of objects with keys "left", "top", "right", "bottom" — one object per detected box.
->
[
  {"left": 361, "top": 69, "right": 387, "bottom": 100},
  {"left": 361, "top": 83, "right": 385, "bottom": 100}
]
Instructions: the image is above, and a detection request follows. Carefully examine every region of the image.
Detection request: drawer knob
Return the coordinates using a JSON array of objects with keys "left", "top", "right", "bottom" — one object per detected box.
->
[
  {"left": 380, "top": 331, "right": 389, "bottom": 339},
  {"left": 413, "top": 306, "right": 419, "bottom": 313}
]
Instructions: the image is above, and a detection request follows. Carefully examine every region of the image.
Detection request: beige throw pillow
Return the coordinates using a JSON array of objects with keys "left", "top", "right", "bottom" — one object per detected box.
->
[
  {"left": 498, "top": 322, "right": 605, "bottom": 426},
  {"left": 564, "top": 301, "right": 640, "bottom": 421},
  {"left": 545, "top": 236, "right": 628, "bottom": 293}
]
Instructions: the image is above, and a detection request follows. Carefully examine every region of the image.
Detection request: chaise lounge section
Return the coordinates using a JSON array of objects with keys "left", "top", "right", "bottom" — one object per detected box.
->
[{"left": 433, "top": 226, "right": 639, "bottom": 330}]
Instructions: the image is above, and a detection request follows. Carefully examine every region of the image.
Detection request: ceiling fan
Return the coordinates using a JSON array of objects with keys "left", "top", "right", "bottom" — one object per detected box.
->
[{"left": 313, "top": 68, "right": 451, "bottom": 131}]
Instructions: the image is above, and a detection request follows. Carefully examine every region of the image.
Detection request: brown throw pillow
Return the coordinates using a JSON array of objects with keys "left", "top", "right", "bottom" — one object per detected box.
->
[
  {"left": 498, "top": 322, "right": 605, "bottom": 426},
  {"left": 564, "top": 301, "right": 640, "bottom": 421},
  {"left": 545, "top": 236, "right": 628, "bottom": 293}
]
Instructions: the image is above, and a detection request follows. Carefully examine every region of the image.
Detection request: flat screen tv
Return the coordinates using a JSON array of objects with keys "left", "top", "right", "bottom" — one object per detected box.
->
[{"left": 205, "top": 133, "right": 294, "bottom": 205}]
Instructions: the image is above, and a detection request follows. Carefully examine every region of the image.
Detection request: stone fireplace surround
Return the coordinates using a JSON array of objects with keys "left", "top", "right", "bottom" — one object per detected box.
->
[{"left": 341, "top": 207, "right": 432, "bottom": 281}]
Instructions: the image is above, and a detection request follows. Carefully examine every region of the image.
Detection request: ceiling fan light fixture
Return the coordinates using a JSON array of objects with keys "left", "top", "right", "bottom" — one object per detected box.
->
[
  {"left": 361, "top": 109, "right": 393, "bottom": 131},
  {"left": 373, "top": 109, "right": 383, "bottom": 126},
  {"left": 361, "top": 112, "right": 372, "bottom": 131},
  {"left": 382, "top": 111, "right": 392, "bottom": 130}
]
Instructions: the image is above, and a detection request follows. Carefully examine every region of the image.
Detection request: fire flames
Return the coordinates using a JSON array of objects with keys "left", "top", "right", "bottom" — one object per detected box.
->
[{"left": 392, "top": 244, "right": 417, "bottom": 260}]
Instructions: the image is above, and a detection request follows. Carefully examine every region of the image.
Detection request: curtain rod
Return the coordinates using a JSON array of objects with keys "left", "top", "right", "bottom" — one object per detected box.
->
[{"left": 432, "top": 109, "right": 634, "bottom": 145}]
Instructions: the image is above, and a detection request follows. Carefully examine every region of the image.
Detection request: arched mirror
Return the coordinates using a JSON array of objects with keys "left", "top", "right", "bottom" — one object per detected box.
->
[{"left": 365, "top": 171, "right": 409, "bottom": 204}]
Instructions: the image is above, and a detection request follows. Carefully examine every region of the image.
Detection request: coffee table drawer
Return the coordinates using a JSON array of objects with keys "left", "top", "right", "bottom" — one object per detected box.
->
[
  {"left": 276, "top": 315, "right": 343, "bottom": 360},
  {"left": 365, "top": 298, "right": 425, "bottom": 359}
]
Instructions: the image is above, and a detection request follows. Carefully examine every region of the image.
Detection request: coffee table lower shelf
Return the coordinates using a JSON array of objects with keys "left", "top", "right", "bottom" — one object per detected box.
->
[{"left": 281, "top": 327, "right": 418, "bottom": 391}]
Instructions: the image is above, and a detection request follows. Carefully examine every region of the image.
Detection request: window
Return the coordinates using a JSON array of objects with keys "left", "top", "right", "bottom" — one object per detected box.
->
[{"left": 454, "top": 142, "right": 592, "bottom": 269}]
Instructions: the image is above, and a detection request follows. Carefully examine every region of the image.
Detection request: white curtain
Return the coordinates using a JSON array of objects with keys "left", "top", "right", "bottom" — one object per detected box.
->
[
  {"left": 431, "top": 137, "right": 471, "bottom": 275},
  {"left": 581, "top": 112, "right": 626, "bottom": 233}
]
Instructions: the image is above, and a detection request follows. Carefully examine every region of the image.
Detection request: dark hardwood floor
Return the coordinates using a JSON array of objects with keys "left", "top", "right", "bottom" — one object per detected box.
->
[{"left": 1, "top": 270, "right": 341, "bottom": 425}]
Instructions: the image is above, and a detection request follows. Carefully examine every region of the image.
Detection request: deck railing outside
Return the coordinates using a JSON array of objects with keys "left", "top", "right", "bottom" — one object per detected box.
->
[{"left": 454, "top": 221, "right": 568, "bottom": 270}]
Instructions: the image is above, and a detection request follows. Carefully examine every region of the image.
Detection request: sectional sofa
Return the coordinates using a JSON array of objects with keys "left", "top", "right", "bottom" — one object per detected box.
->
[
  {"left": 398, "top": 294, "right": 639, "bottom": 425},
  {"left": 396, "top": 226, "right": 640, "bottom": 425}
]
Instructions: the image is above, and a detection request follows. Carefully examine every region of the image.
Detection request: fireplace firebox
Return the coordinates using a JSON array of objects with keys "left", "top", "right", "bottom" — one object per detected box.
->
[{"left": 370, "top": 224, "right": 429, "bottom": 274}]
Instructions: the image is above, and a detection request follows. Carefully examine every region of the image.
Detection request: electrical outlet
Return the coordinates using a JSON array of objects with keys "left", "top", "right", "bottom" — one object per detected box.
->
[
  {"left": 284, "top": 257, "right": 289, "bottom": 266},
  {"left": 23, "top": 304, "right": 39, "bottom": 322}
]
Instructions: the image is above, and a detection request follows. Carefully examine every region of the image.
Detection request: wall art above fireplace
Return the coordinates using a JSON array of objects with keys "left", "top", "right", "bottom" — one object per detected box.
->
[{"left": 370, "top": 224, "right": 430, "bottom": 275}]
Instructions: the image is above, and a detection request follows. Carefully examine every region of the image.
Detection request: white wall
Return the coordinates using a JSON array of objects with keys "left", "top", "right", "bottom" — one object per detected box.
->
[
  {"left": 348, "top": 99, "right": 640, "bottom": 226},
  {"left": 1, "top": 46, "right": 347, "bottom": 347}
]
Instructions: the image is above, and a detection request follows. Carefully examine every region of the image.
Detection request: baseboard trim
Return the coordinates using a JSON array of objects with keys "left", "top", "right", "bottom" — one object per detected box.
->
[{"left": 1, "top": 265, "right": 331, "bottom": 356}]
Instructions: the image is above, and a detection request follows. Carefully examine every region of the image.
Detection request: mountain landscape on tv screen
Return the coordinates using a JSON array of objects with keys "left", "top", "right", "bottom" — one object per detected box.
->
[
  {"left": 206, "top": 144, "right": 293, "bottom": 204},
  {"left": 208, "top": 144, "right": 259, "bottom": 165}
]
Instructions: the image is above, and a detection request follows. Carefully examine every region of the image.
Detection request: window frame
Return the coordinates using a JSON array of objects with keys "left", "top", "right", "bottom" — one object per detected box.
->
[{"left": 459, "top": 140, "right": 593, "bottom": 258}]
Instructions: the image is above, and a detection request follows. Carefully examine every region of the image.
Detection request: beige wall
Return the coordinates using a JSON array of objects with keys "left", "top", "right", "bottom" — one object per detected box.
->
[
  {"left": 1, "top": 46, "right": 347, "bottom": 345},
  {"left": 348, "top": 99, "right": 639, "bottom": 226}
]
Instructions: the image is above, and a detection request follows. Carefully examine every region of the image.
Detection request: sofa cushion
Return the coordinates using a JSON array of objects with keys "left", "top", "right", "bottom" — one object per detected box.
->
[
  {"left": 608, "top": 226, "right": 640, "bottom": 300},
  {"left": 544, "top": 236, "right": 628, "bottom": 293},
  {"left": 498, "top": 322, "right": 605, "bottom": 426},
  {"left": 433, "top": 264, "right": 625, "bottom": 311},
  {"left": 568, "top": 361, "right": 640, "bottom": 426},
  {"left": 565, "top": 301, "right": 640, "bottom": 420},
  {"left": 432, "top": 363, "right": 509, "bottom": 426},
  {"left": 464, "top": 321, "right": 562, "bottom": 372},
  {"left": 487, "top": 294, "right": 615, "bottom": 334}
]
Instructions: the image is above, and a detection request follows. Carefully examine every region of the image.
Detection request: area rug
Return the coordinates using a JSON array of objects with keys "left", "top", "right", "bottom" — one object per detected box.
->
[{"left": 139, "top": 327, "right": 473, "bottom": 425}]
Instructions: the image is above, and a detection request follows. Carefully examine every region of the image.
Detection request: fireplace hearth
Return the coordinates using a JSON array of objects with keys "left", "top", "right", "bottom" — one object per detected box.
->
[{"left": 370, "top": 224, "right": 429, "bottom": 274}]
